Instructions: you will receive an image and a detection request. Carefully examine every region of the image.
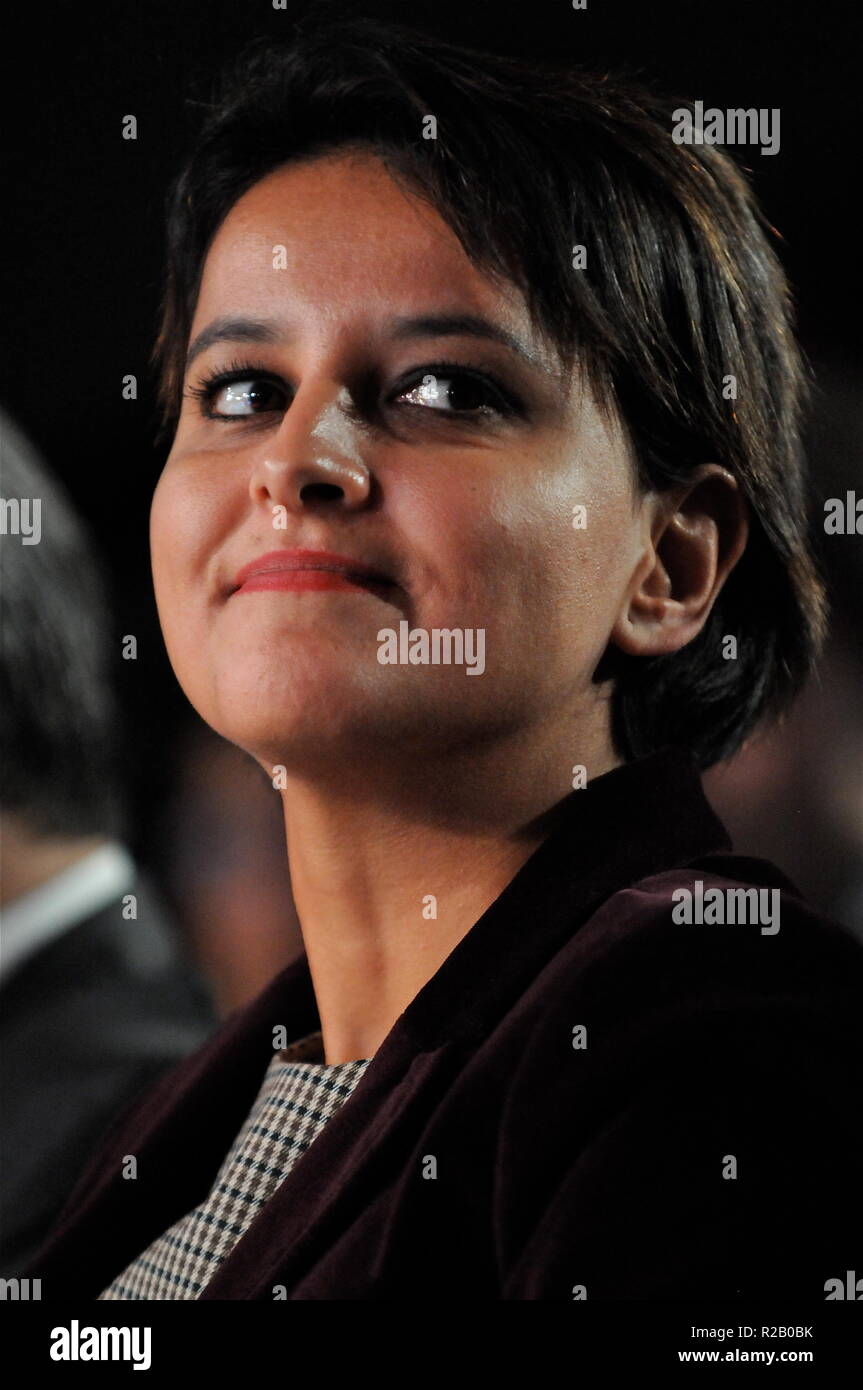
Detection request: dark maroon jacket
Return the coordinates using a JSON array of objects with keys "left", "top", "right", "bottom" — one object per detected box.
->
[{"left": 25, "top": 749, "right": 863, "bottom": 1299}]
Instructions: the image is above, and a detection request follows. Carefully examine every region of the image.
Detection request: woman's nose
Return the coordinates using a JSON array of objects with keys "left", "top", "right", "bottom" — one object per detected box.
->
[{"left": 248, "top": 384, "right": 372, "bottom": 515}]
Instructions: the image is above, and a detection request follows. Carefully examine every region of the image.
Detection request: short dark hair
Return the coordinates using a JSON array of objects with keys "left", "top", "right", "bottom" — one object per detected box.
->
[
  {"left": 151, "top": 16, "right": 827, "bottom": 768},
  {"left": 0, "top": 410, "right": 124, "bottom": 838}
]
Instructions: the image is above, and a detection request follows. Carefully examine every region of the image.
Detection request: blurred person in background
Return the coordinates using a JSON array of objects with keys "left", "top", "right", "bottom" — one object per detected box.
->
[{"left": 0, "top": 408, "right": 217, "bottom": 1274}]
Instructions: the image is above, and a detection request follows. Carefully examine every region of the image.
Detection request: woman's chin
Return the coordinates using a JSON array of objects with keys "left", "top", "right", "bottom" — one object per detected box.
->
[
  {"left": 179, "top": 654, "right": 511, "bottom": 775},
  {"left": 207, "top": 699, "right": 354, "bottom": 758}
]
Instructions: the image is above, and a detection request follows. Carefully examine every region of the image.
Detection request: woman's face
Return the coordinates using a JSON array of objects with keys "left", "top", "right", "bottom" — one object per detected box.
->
[{"left": 151, "top": 150, "right": 647, "bottom": 777}]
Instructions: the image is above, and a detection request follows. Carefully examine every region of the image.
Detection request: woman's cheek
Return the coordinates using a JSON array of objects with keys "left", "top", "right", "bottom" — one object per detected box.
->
[
  {"left": 150, "top": 473, "right": 201, "bottom": 638},
  {"left": 152, "top": 462, "right": 208, "bottom": 572},
  {"left": 149, "top": 479, "right": 174, "bottom": 600}
]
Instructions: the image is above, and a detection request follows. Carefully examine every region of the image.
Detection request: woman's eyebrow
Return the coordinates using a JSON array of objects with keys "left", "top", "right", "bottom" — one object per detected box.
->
[
  {"left": 185, "top": 316, "right": 283, "bottom": 369},
  {"left": 184, "top": 311, "right": 556, "bottom": 377},
  {"left": 386, "top": 313, "right": 553, "bottom": 375}
]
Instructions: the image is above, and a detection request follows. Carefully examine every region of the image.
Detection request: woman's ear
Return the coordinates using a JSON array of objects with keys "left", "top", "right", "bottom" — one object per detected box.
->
[{"left": 612, "top": 464, "right": 749, "bottom": 657}]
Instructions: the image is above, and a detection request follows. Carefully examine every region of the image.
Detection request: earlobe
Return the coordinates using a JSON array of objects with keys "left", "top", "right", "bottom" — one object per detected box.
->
[{"left": 611, "top": 466, "right": 749, "bottom": 660}]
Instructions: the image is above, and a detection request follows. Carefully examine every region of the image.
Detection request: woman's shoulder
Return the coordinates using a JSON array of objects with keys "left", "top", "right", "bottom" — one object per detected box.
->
[
  {"left": 491, "top": 855, "right": 863, "bottom": 1292},
  {"left": 554, "top": 849, "right": 862, "bottom": 993},
  {"left": 498, "top": 850, "right": 863, "bottom": 1102}
]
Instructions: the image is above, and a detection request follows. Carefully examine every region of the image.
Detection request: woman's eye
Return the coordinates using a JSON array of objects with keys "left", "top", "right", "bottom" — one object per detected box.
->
[
  {"left": 188, "top": 364, "right": 517, "bottom": 423},
  {"left": 393, "top": 371, "right": 509, "bottom": 416},
  {"left": 208, "top": 377, "right": 286, "bottom": 417}
]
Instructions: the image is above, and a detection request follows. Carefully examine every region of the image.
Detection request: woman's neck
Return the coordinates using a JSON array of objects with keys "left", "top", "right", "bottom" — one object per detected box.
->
[{"left": 276, "top": 713, "right": 621, "bottom": 1063}]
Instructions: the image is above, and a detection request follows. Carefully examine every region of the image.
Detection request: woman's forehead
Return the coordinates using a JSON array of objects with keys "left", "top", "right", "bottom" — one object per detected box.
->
[{"left": 193, "top": 152, "right": 534, "bottom": 344}]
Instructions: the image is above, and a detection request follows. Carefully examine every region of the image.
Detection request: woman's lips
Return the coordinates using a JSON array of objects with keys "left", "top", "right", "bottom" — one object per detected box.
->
[
  {"left": 231, "top": 549, "right": 394, "bottom": 597},
  {"left": 238, "top": 569, "right": 375, "bottom": 593}
]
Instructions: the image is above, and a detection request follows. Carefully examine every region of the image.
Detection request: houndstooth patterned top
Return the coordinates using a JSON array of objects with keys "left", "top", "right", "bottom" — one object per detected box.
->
[{"left": 97, "top": 1030, "right": 371, "bottom": 1300}]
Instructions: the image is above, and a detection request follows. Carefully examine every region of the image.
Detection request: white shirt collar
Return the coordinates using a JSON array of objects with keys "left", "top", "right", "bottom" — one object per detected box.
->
[{"left": 0, "top": 841, "right": 136, "bottom": 986}]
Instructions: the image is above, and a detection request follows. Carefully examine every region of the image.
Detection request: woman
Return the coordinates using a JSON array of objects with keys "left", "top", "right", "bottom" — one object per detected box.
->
[{"left": 28, "top": 17, "right": 863, "bottom": 1300}]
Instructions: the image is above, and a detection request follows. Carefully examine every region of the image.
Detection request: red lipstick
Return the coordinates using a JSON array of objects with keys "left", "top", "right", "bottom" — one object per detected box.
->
[{"left": 231, "top": 549, "right": 392, "bottom": 596}]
